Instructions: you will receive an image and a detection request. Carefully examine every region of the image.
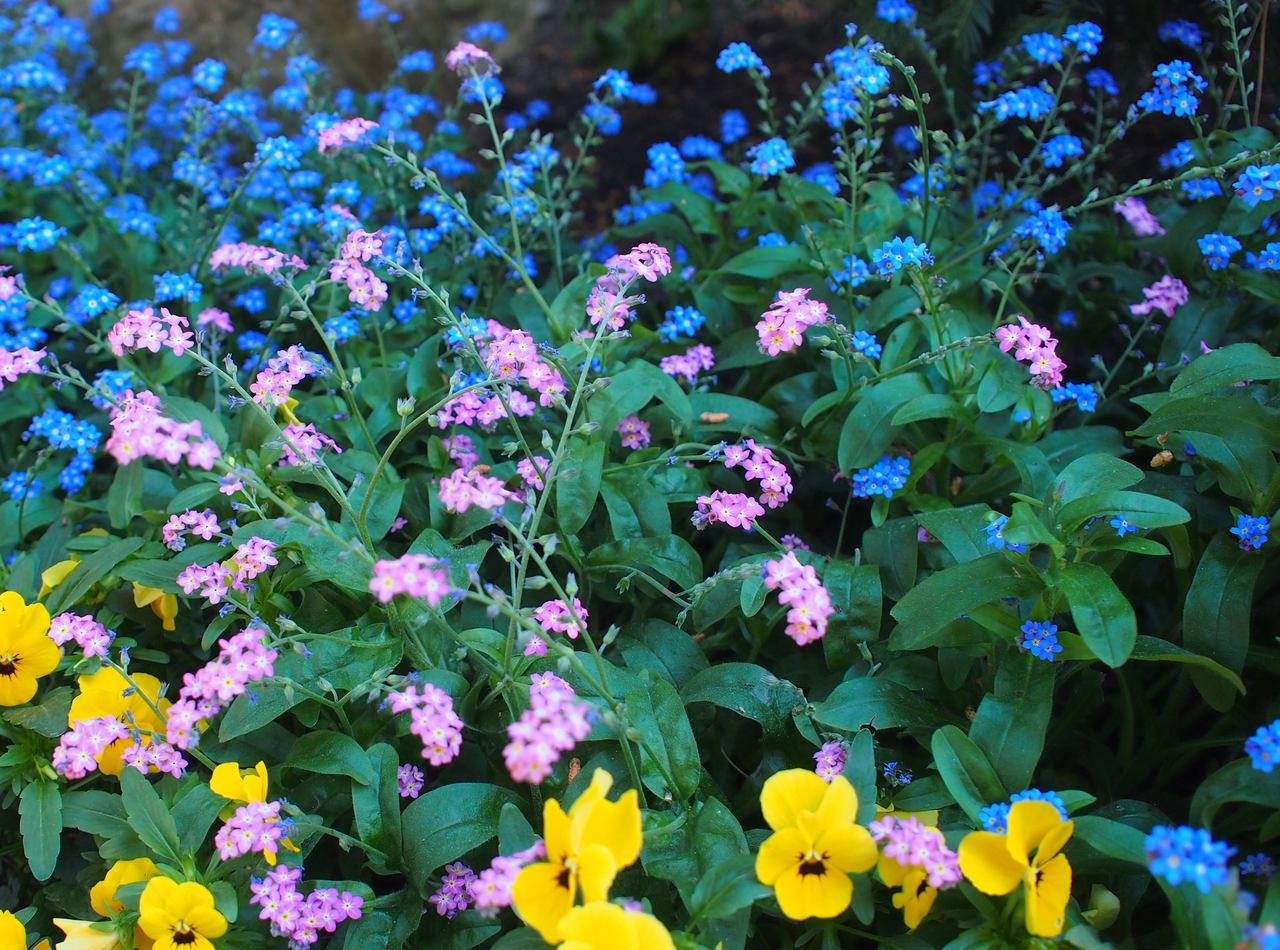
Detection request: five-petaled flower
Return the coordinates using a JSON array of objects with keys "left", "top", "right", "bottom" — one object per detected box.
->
[
  {"left": 0, "top": 590, "right": 57, "bottom": 707},
  {"left": 138, "top": 877, "right": 228, "bottom": 950},
  {"left": 754, "top": 769, "right": 878, "bottom": 919},
  {"left": 958, "top": 799, "right": 1074, "bottom": 937},
  {"left": 511, "top": 769, "right": 642, "bottom": 943}
]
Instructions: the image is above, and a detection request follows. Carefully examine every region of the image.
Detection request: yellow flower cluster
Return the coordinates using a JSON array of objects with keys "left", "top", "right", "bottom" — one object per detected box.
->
[{"left": 511, "top": 769, "right": 673, "bottom": 948}]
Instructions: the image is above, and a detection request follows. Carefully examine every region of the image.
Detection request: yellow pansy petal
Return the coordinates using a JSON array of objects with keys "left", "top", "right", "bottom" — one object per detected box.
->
[
  {"left": 756, "top": 827, "right": 808, "bottom": 885},
  {"left": 574, "top": 790, "right": 642, "bottom": 870},
  {"left": 575, "top": 842, "right": 620, "bottom": 903},
  {"left": 181, "top": 903, "right": 227, "bottom": 940},
  {"left": 133, "top": 583, "right": 161, "bottom": 609},
  {"left": 760, "top": 768, "right": 830, "bottom": 831},
  {"left": 773, "top": 862, "right": 854, "bottom": 920},
  {"left": 14, "top": 600, "right": 51, "bottom": 639},
  {"left": 628, "top": 909, "right": 676, "bottom": 950},
  {"left": 877, "top": 854, "right": 908, "bottom": 887},
  {"left": 0, "top": 911, "right": 25, "bottom": 946},
  {"left": 958, "top": 831, "right": 1024, "bottom": 895},
  {"left": 39, "top": 559, "right": 78, "bottom": 597},
  {"left": 1025, "top": 852, "right": 1072, "bottom": 938},
  {"left": 155, "top": 594, "right": 177, "bottom": 632},
  {"left": 571, "top": 769, "right": 613, "bottom": 814},
  {"left": 242, "top": 762, "right": 270, "bottom": 803},
  {"left": 542, "top": 798, "right": 571, "bottom": 862},
  {"left": 52, "top": 917, "right": 124, "bottom": 950},
  {"left": 14, "top": 631, "right": 60, "bottom": 679},
  {"left": 0, "top": 669, "right": 38, "bottom": 706},
  {"left": 814, "top": 822, "right": 878, "bottom": 874},
  {"left": 896, "top": 872, "right": 936, "bottom": 931},
  {"left": 557, "top": 901, "right": 640, "bottom": 950},
  {"left": 1006, "top": 801, "right": 1064, "bottom": 866},
  {"left": 209, "top": 762, "right": 248, "bottom": 802},
  {"left": 91, "top": 858, "right": 159, "bottom": 916},
  {"left": 812, "top": 775, "right": 859, "bottom": 827},
  {"left": 1036, "top": 818, "right": 1075, "bottom": 865},
  {"left": 511, "top": 861, "right": 574, "bottom": 944}
]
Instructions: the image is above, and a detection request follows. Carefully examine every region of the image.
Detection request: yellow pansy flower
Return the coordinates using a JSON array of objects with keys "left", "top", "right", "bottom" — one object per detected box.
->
[
  {"left": 209, "top": 761, "right": 297, "bottom": 865},
  {"left": 137, "top": 878, "right": 226, "bottom": 950},
  {"left": 754, "top": 769, "right": 878, "bottom": 920},
  {"left": 511, "top": 769, "right": 643, "bottom": 944},
  {"left": 1, "top": 910, "right": 26, "bottom": 946},
  {"left": 555, "top": 901, "right": 674, "bottom": 950},
  {"left": 957, "top": 799, "right": 1074, "bottom": 938},
  {"left": 40, "top": 558, "right": 80, "bottom": 598},
  {"left": 90, "top": 858, "right": 160, "bottom": 916},
  {"left": 0, "top": 590, "right": 58, "bottom": 707},
  {"left": 132, "top": 584, "right": 177, "bottom": 632},
  {"left": 877, "top": 857, "right": 935, "bottom": 930},
  {"left": 51, "top": 917, "right": 127, "bottom": 950},
  {"left": 67, "top": 668, "right": 169, "bottom": 776}
]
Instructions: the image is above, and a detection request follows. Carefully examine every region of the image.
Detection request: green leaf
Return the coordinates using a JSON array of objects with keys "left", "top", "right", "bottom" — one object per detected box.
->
[
  {"left": 1072, "top": 816, "right": 1148, "bottom": 865},
  {"left": 401, "top": 784, "right": 518, "bottom": 891},
  {"left": 682, "top": 663, "right": 805, "bottom": 739},
  {"left": 1053, "top": 454, "right": 1143, "bottom": 504},
  {"left": 1055, "top": 561, "right": 1137, "bottom": 667},
  {"left": 1055, "top": 490, "right": 1190, "bottom": 534},
  {"left": 837, "top": 373, "right": 930, "bottom": 472},
  {"left": 120, "top": 767, "right": 180, "bottom": 860},
  {"left": 62, "top": 790, "right": 131, "bottom": 838},
  {"left": 717, "top": 244, "right": 812, "bottom": 279},
  {"left": 1128, "top": 636, "right": 1245, "bottom": 695},
  {"left": 891, "top": 392, "right": 966, "bottom": 425},
  {"left": 554, "top": 439, "right": 606, "bottom": 535},
  {"left": 970, "top": 653, "right": 1054, "bottom": 790},
  {"left": 915, "top": 505, "right": 993, "bottom": 564},
  {"left": 287, "top": 730, "right": 375, "bottom": 785},
  {"left": 600, "top": 469, "right": 672, "bottom": 540},
  {"left": 44, "top": 536, "right": 146, "bottom": 615},
  {"left": 19, "top": 780, "right": 62, "bottom": 881},
  {"left": 107, "top": 461, "right": 144, "bottom": 529},
  {"left": 626, "top": 671, "right": 701, "bottom": 802},
  {"left": 588, "top": 535, "right": 702, "bottom": 591},
  {"left": 1183, "top": 534, "right": 1266, "bottom": 711},
  {"left": 1192, "top": 759, "right": 1280, "bottom": 829},
  {"left": 814, "top": 677, "right": 958, "bottom": 732},
  {"left": 547, "top": 271, "right": 596, "bottom": 343},
  {"left": 862, "top": 517, "right": 918, "bottom": 600},
  {"left": 889, "top": 556, "right": 1040, "bottom": 651},
  {"left": 172, "top": 784, "right": 226, "bottom": 856},
  {"left": 688, "top": 853, "right": 771, "bottom": 922},
  {"left": 352, "top": 743, "right": 403, "bottom": 868},
  {"left": 1133, "top": 395, "right": 1280, "bottom": 453},
  {"left": 1169, "top": 343, "right": 1280, "bottom": 398},
  {"left": 615, "top": 620, "right": 708, "bottom": 689},
  {"left": 931, "top": 725, "right": 1006, "bottom": 825},
  {"left": 498, "top": 802, "right": 536, "bottom": 855},
  {"left": 219, "top": 681, "right": 302, "bottom": 741},
  {"left": 822, "top": 563, "right": 882, "bottom": 669},
  {"left": 3, "top": 686, "right": 73, "bottom": 737}
]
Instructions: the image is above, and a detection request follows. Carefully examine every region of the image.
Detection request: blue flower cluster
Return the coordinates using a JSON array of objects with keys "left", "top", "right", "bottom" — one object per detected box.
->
[
  {"left": 1138, "top": 60, "right": 1207, "bottom": 117},
  {"left": 851, "top": 330, "right": 882, "bottom": 360},
  {"left": 1145, "top": 825, "right": 1234, "bottom": 893},
  {"left": 1040, "top": 134, "right": 1083, "bottom": 169},
  {"left": 827, "top": 255, "right": 871, "bottom": 291},
  {"left": 1013, "top": 207, "right": 1072, "bottom": 256},
  {"left": 716, "top": 42, "right": 768, "bottom": 77},
  {"left": 1246, "top": 720, "right": 1280, "bottom": 773},
  {"left": 1241, "top": 853, "right": 1276, "bottom": 878},
  {"left": 1198, "top": 232, "right": 1243, "bottom": 270},
  {"left": 882, "top": 761, "right": 913, "bottom": 785},
  {"left": 746, "top": 138, "right": 795, "bottom": 177},
  {"left": 984, "top": 514, "right": 1028, "bottom": 553},
  {"left": 1022, "top": 33, "right": 1065, "bottom": 66},
  {"left": 1231, "top": 513, "right": 1271, "bottom": 551},
  {"left": 850, "top": 454, "right": 911, "bottom": 499},
  {"left": 1158, "top": 20, "right": 1204, "bottom": 49},
  {"left": 658, "top": 306, "right": 705, "bottom": 343},
  {"left": 644, "top": 142, "right": 686, "bottom": 188},
  {"left": 21, "top": 407, "right": 101, "bottom": 494},
  {"left": 1235, "top": 164, "right": 1280, "bottom": 207},
  {"left": 720, "top": 110, "right": 749, "bottom": 144},
  {"left": 977, "top": 86, "right": 1054, "bottom": 122},
  {"left": 871, "top": 236, "right": 933, "bottom": 277},
  {"left": 1050, "top": 382, "right": 1098, "bottom": 412},
  {"left": 1063, "top": 21, "right": 1103, "bottom": 59},
  {"left": 876, "top": 0, "right": 915, "bottom": 24},
  {"left": 1018, "top": 620, "right": 1063, "bottom": 661}
]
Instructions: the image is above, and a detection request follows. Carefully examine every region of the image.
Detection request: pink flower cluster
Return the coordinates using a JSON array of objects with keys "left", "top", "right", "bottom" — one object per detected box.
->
[
  {"left": 587, "top": 243, "right": 672, "bottom": 331},
  {"left": 723, "top": 439, "right": 794, "bottom": 509},
  {"left": 330, "top": 258, "right": 387, "bottom": 312},
  {"left": 445, "top": 41, "right": 496, "bottom": 73},
  {"left": 105, "top": 389, "right": 221, "bottom": 469},
  {"left": 48, "top": 612, "right": 113, "bottom": 658},
  {"left": 525, "top": 597, "right": 588, "bottom": 656},
  {"left": 468, "top": 842, "right": 546, "bottom": 916},
  {"left": 869, "top": 814, "right": 963, "bottom": 890},
  {"left": 209, "top": 241, "right": 306, "bottom": 275},
  {"left": 617, "top": 415, "right": 651, "bottom": 449},
  {"left": 660, "top": 344, "right": 715, "bottom": 384},
  {"left": 397, "top": 763, "right": 425, "bottom": 798},
  {"left": 215, "top": 800, "right": 287, "bottom": 862},
  {"left": 756, "top": 288, "right": 831, "bottom": 356},
  {"left": 249, "top": 865, "right": 363, "bottom": 947},
  {"left": 387, "top": 682, "right": 464, "bottom": 765},
  {"left": 439, "top": 466, "right": 512, "bottom": 514},
  {"left": 814, "top": 740, "right": 847, "bottom": 782},
  {"left": 197, "top": 307, "right": 233, "bottom": 333},
  {"left": 107, "top": 306, "right": 194, "bottom": 358},
  {"left": 341, "top": 228, "right": 383, "bottom": 262},
  {"left": 693, "top": 491, "right": 766, "bottom": 530},
  {"left": 279, "top": 422, "right": 342, "bottom": 467},
  {"left": 763, "top": 552, "right": 834, "bottom": 646},
  {"left": 435, "top": 388, "right": 536, "bottom": 430},
  {"left": 443, "top": 433, "right": 480, "bottom": 468},
  {"left": 484, "top": 325, "right": 567, "bottom": 407},
  {"left": 53, "top": 714, "right": 188, "bottom": 780},
  {"left": 516, "top": 456, "right": 549, "bottom": 491},
  {"left": 0, "top": 345, "right": 44, "bottom": 392},
  {"left": 316, "top": 117, "right": 379, "bottom": 154},
  {"left": 429, "top": 862, "right": 477, "bottom": 919},
  {"left": 1130, "top": 275, "right": 1189, "bottom": 318},
  {"left": 1113, "top": 197, "right": 1166, "bottom": 237},
  {"left": 250, "top": 345, "right": 323, "bottom": 408},
  {"left": 369, "top": 554, "right": 451, "bottom": 606},
  {"left": 503, "top": 672, "right": 592, "bottom": 784},
  {"left": 176, "top": 537, "right": 278, "bottom": 605},
  {"left": 120, "top": 740, "right": 188, "bottom": 777},
  {"left": 162, "top": 508, "right": 221, "bottom": 551},
  {"left": 165, "top": 626, "right": 277, "bottom": 750},
  {"left": 994, "top": 314, "right": 1066, "bottom": 389}
]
